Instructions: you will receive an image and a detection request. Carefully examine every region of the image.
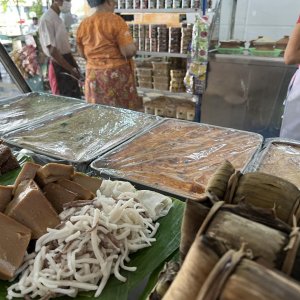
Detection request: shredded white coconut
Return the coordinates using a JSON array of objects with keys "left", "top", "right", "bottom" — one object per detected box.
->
[{"left": 7, "top": 182, "right": 173, "bottom": 299}]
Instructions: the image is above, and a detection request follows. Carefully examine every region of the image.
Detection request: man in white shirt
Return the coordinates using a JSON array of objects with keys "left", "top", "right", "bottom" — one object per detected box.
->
[
  {"left": 28, "top": 17, "right": 39, "bottom": 33},
  {"left": 39, "top": 0, "right": 81, "bottom": 98}
]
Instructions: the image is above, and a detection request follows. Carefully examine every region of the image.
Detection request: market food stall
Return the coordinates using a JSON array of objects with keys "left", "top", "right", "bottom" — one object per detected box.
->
[{"left": 0, "top": 1, "right": 300, "bottom": 299}]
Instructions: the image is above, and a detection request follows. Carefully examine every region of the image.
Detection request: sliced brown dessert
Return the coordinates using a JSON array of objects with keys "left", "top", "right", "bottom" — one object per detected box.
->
[
  {"left": 72, "top": 172, "right": 102, "bottom": 194},
  {"left": 13, "top": 162, "right": 41, "bottom": 194},
  {"left": 43, "top": 182, "right": 80, "bottom": 213},
  {"left": 0, "top": 185, "right": 13, "bottom": 212},
  {"left": 5, "top": 180, "right": 60, "bottom": 239},
  {"left": 35, "top": 163, "right": 74, "bottom": 187},
  {"left": 0, "top": 212, "right": 31, "bottom": 280},
  {"left": 57, "top": 179, "right": 95, "bottom": 200}
]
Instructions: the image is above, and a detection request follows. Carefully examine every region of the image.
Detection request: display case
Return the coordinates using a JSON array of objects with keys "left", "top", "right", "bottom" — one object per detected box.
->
[
  {"left": 201, "top": 53, "right": 297, "bottom": 137},
  {"left": 0, "top": 42, "right": 31, "bottom": 97}
]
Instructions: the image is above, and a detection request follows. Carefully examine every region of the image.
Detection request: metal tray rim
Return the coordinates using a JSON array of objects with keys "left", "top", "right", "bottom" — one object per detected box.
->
[
  {"left": 97, "top": 170, "right": 199, "bottom": 201},
  {"left": 91, "top": 118, "right": 264, "bottom": 199},
  {"left": 250, "top": 137, "right": 300, "bottom": 172},
  {"left": 0, "top": 92, "right": 88, "bottom": 135},
  {"left": 3, "top": 105, "right": 162, "bottom": 164}
]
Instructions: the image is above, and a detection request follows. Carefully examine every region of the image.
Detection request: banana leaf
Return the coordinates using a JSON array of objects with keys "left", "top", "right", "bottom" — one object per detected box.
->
[
  {"left": 0, "top": 164, "right": 184, "bottom": 300},
  {"left": 0, "top": 154, "right": 32, "bottom": 186},
  {"left": 140, "top": 249, "right": 180, "bottom": 300}
]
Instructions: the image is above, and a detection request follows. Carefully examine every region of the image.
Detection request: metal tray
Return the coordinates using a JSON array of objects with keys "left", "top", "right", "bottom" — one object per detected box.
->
[
  {"left": 91, "top": 118, "right": 263, "bottom": 200},
  {"left": 250, "top": 138, "right": 300, "bottom": 188},
  {"left": 2, "top": 105, "right": 161, "bottom": 164},
  {"left": 0, "top": 92, "right": 88, "bottom": 136}
]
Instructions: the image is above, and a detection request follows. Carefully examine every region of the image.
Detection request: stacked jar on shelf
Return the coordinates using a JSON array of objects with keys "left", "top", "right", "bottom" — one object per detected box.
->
[
  {"left": 152, "top": 61, "right": 170, "bottom": 91},
  {"left": 181, "top": 24, "right": 193, "bottom": 54},
  {"left": 169, "top": 27, "right": 181, "bottom": 53},
  {"left": 150, "top": 25, "right": 158, "bottom": 52},
  {"left": 129, "top": 24, "right": 193, "bottom": 54},
  {"left": 136, "top": 67, "right": 153, "bottom": 89},
  {"left": 118, "top": 0, "right": 200, "bottom": 9},
  {"left": 170, "top": 69, "right": 185, "bottom": 92}
]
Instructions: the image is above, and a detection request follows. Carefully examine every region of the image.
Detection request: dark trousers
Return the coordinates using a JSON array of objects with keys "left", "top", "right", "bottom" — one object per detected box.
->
[{"left": 52, "top": 53, "right": 81, "bottom": 99}]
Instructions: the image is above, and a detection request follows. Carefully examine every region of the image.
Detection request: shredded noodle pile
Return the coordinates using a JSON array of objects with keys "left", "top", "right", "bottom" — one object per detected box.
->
[{"left": 7, "top": 183, "right": 172, "bottom": 299}]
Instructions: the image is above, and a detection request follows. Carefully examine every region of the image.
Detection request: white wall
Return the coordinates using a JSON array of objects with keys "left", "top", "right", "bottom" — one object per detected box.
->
[{"left": 219, "top": 0, "right": 299, "bottom": 42}]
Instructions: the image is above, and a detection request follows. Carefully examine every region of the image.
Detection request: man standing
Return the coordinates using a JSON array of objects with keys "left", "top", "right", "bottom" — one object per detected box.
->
[
  {"left": 39, "top": 0, "right": 81, "bottom": 98},
  {"left": 28, "top": 17, "right": 39, "bottom": 33}
]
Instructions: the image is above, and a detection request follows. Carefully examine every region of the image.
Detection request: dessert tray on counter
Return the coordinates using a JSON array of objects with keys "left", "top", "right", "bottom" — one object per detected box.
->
[
  {"left": 251, "top": 138, "right": 300, "bottom": 189},
  {"left": 2, "top": 105, "right": 161, "bottom": 164},
  {"left": 0, "top": 92, "right": 87, "bottom": 136},
  {"left": 91, "top": 119, "right": 263, "bottom": 200}
]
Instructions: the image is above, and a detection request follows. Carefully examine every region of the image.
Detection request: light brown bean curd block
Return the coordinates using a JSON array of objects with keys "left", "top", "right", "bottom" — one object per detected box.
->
[
  {"left": 0, "top": 185, "right": 13, "bottom": 212},
  {"left": 72, "top": 172, "right": 102, "bottom": 194},
  {"left": 5, "top": 180, "right": 60, "bottom": 239},
  {"left": 57, "top": 179, "right": 95, "bottom": 200},
  {"left": 12, "top": 162, "right": 41, "bottom": 195},
  {"left": 43, "top": 182, "right": 80, "bottom": 213},
  {"left": 38, "top": 163, "right": 74, "bottom": 178},
  {"left": 0, "top": 212, "right": 31, "bottom": 280},
  {"left": 35, "top": 163, "right": 74, "bottom": 187}
]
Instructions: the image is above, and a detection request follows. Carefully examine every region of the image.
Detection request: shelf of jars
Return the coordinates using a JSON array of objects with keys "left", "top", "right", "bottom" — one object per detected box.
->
[
  {"left": 117, "top": 0, "right": 201, "bottom": 11},
  {"left": 115, "top": 8, "right": 199, "bottom": 13},
  {"left": 131, "top": 24, "right": 192, "bottom": 56}
]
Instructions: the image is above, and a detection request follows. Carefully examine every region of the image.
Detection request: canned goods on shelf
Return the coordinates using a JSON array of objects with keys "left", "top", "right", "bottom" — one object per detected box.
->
[
  {"left": 139, "top": 39, "right": 145, "bottom": 51},
  {"left": 173, "top": 0, "right": 181, "bottom": 8},
  {"left": 165, "top": 0, "right": 173, "bottom": 8},
  {"left": 118, "top": 0, "right": 126, "bottom": 9},
  {"left": 126, "top": 0, "right": 134, "bottom": 9},
  {"left": 149, "top": 0, "right": 156, "bottom": 8},
  {"left": 138, "top": 24, "right": 145, "bottom": 38},
  {"left": 181, "top": 0, "right": 191, "bottom": 8},
  {"left": 150, "top": 39, "right": 158, "bottom": 52},
  {"left": 150, "top": 24, "right": 159, "bottom": 38},
  {"left": 157, "top": 0, "right": 165, "bottom": 9},
  {"left": 141, "top": 0, "right": 149, "bottom": 9},
  {"left": 133, "top": 0, "right": 140, "bottom": 8},
  {"left": 191, "top": 0, "right": 200, "bottom": 8},
  {"left": 143, "top": 38, "right": 150, "bottom": 51}
]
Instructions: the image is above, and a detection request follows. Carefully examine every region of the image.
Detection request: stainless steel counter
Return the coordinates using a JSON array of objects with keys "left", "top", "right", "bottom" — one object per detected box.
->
[{"left": 201, "top": 54, "right": 297, "bottom": 137}]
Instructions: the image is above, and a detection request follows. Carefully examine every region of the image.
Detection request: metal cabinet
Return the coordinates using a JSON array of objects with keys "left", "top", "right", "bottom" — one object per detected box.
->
[{"left": 201, "top": 54, "right": 297, "bottom": 137}]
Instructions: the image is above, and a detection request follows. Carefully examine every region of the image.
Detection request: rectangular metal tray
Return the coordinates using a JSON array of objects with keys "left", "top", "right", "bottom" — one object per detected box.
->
[
  {"left": 91, "top": 118, "right": 263, "bottom": 200},
  {"left": 0, "top": 92, "right": 88, "bottom": 136},
  {"left": 2, "top": 105, "right": 161, "bottom": 164},
  {"left": 250, "top": 138, "right": 300, "bottom": 189}
]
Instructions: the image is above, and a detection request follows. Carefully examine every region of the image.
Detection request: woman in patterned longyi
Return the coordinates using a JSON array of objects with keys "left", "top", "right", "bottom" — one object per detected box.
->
[{"left": 76, "top": 0, "right": 138, "bottom": 108}]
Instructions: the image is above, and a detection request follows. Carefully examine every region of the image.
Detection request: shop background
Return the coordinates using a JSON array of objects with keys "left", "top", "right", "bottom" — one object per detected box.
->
[{"left": 219, "top": 0, "right": 299, "bottom": 42}]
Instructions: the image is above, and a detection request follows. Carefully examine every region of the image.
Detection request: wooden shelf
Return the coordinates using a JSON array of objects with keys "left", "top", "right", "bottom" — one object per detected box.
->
[{"left": 138, "top": 87, "right": 192, "bottom": 98}]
